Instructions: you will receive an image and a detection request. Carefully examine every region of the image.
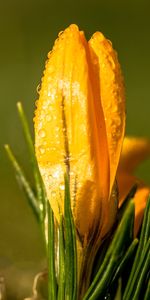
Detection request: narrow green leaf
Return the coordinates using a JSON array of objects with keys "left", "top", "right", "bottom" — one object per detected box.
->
[
  {"left": 4, "top": 144, "right": 40, "bottom": 221},
  {"left": 17, "top": 102, "right": 45, "bottom": 219},
  {"left": 138, "top": 196, "right": 150, "bottom": 249},
  {"left": 47, "top": 201, "right": 57, "bottom": 300},
  {"left": 132, "top": 240, "right": 150, "bottom": 300},
  {"left": 64, "top": 173, "right": 77, "bottom": 300},
  {"left": 70, "top": 195, "right": 77, "bottom": 300},
  {"left": 144, "top": 279, "right": 150, "bottom": 300},
  {"left": 123, "top": 196, "right": 150, "bottom": 300},
  {"left": 57, "top": 216, "right": 65, "bottom": 300},
  {"left": 123, "top": 239, "right": 150, "bottom": 300},
  {"left": 114, "top": 278, "right": 122, "bottom": 300},
  {"left": 111, "top": 238, "right": 139, "bottom": 284},
  {"left": 83, "top": 201, "right": 135, "bottom": 300},
  {"left": 118, "top": 184, "right": 137, "bottom": 222}
]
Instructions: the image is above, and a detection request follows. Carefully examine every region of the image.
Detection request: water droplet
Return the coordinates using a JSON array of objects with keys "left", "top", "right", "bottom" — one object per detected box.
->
[
  {"left": 38, "top": 129, "right": 46, "bottom": 138},
  {"left": 51, "top": 191, "right": 56, "bottom": 197},
  {"left": 70, "top": 171, "right": 74, "bottom": 177},
  {"left": 37, "top": 83, "right": 41, "bottom": 94},
  {"left": 48, "top": 50, "right": 52, "bottom": 58},
  {"left": 104, "top": 293, "right": 111, "bottom": 299},
  {"left": 48, "top": 175, "right": 53, "bottom": 181},
  {"left": 39, "top": 203, "right": 43, "bottom": 211},
  {"left": 112, "top": 105, "right": 118, "bottom": 113},
  {"left": 60, "top": 184, "right": 65, "bottom": 191},
  {"left": 53, "top": 169, "right": 60, "bottom": 179},
  {"left": 38, "top": 146, "right": 45, "bottom": 154},
  {"left": 38, "top": 121, "right": 42, "bottom": 129},
  {"left": 46, "top": 115, "right": 51, "bottom": 121},
  {"left": 58, "top": 30, "right": 63, "bottom": 37},
  {"left": 35, "top": 99, "right": 39, "bottom": 107},
  {"left": 55, "top": 127, "right": 60, "bottom": 132}
]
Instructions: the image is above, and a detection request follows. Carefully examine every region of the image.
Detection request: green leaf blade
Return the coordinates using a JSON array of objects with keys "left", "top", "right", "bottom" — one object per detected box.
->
[
  {"left": 123, "top": 196, "right": 150, "bottom": 300},
  {"left": 64, "top": 173, "right": 77, "bottom": 300},
  {"left": 4, "top": 144, "right": 40, "bottom": 222},
  {"left": 17, "top": 102, "right": 46, "bottom": 220},
  {"left": 83, "top": 200, "right": 135, "bottom": 300},
  {"left": 57, "top": 216, "right": 65, "bottom": 300},
  {"left": 47, "top": 201, "right": 57, "bottom": 300}
]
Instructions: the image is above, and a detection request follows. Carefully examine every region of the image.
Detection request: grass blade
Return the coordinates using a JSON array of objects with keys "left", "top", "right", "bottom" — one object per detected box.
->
[
  {"left": 83, "top": 200, "right": 135, "bottom": 300},
  {"left": 132, "top": 239, "right": 150, "bottom": 300},
  {"left": 123, "top": 196, "right": 150, "bottom": 299},
  {"left": 64, "top": 173, "right": 77, "bottom": 300},
  {"left": 111, "top": 238, "right": 139, "bottom": 284},
  {"left": 57, "top": 216, "right": 65, "bottom": 300},
  {"left": 118, "top": 184, "right": 137, "bottom": 222},
  {"left": 70, "top": 194, "right": 77, "bottom": 300},
  {"left": 4, "top": 144, "right": 40, "bottom": 221},
  {"left": 17, "top": 102, "right": 45, "bottom": 219},
  {"left": 47, "top": 201, "right": 57, "bottom": 300},
  {"left": 144, "top": 279, "right": 150, "bottom": 300},
  {"left": 123, "top": 239, "right": 150, "bottom": 300}
]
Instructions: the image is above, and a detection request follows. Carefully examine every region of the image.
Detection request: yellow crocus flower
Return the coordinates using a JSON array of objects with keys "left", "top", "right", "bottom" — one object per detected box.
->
[
  {"left": 118, "top": 136, "right": 150, "bottom": 236},
  {"left": 34, "top": 24, "right": 125, "bottom": 244}
]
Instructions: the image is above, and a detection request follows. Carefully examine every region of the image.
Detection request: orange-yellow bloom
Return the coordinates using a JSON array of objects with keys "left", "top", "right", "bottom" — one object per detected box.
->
[
  {"left": 118, "top": 137, "right": 150, "bottom": 236},
  {"left": 34, "top": 24, "right": 126, "bottom": 243}
]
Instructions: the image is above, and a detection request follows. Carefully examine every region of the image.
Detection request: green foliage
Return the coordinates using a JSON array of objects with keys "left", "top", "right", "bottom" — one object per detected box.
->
[
  {"left": 64, "top": 174, "right": 77, "bottom": 300},
  {"left": 123, "top": 196, "right": 150, "bottom": 300},
  {"left": 47, "top": 201, "right": 57, "bottom": 300},
  {"left": 83, "top": 200, "right": 135, "bottom": 300}
]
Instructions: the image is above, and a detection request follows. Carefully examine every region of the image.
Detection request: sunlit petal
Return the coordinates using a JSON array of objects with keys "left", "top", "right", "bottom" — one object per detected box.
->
[
  {"left": 134, "top": 187, "right": 149, "bottom": 236},
  {"left": 89, "top": 32, "right": 125, "bottom": 195},
  {"left": 34, "top": 24, "right": 110, "bottom": 240},
  {"left": 119, "top": 136, "right": 150, "bottom": 174}
]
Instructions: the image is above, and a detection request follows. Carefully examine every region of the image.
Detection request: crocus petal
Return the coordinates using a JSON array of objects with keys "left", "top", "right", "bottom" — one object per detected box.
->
[
  {"left": 79, "top": 31, "right": 111, "bottom": 239},
  {"left": 134, "top": 187, "right": 149, "bottom": 236},
  {"left": 119, "top": 136, "right": 150, "bottom": 174},
  {"left": 88, "top": 32, "right": 125, "bottom": 237},
  {"left": 34, "top": 24, "right": 110, "bottom": 240},
  {"left": 88, "top": 32, "right": 125, "bottom": 196},
  {"left": 117, "top": 172, "right": 150, "bottom": 236}
]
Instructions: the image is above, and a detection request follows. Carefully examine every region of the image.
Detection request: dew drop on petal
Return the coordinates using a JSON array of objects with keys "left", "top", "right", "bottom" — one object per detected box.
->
[
  {"left": 51, "top": 191, "right": 56, "bottom": 197},
  {"left": 48, "top": 175, "right": 53, "bottom": 181},
  {"left": 55, "top": 127, "right": 60, "bottom": 132},
  {"left": 35, "top": 100, "right": 39, "bottom": 107},
  {"left": 38, "top": 146, "right": 45, "bottom": 154},
  {"left": 37, "top": 83, "right": 41, "bottom": 94},
  {"left": 60, "top": 184, "right": 65, "bottom": 191},
  {"left": 38, "top": 129, "right": 46, "bottom": 138},
  {"left": 46, "top": 115, "right": 51, "bottom": 121},
  {"left": 58, "top": 30, "right": 63, "bottom": 37}
]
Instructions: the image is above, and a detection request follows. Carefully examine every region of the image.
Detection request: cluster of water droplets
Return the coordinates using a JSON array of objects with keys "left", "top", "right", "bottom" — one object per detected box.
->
[{"left": 100, "top": 45, "right": 125, "bottom": 165}]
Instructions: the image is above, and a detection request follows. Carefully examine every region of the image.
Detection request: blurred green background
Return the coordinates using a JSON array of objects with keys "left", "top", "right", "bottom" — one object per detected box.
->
[{"left": 0, "top": 0, "right": 150, "bottom": 298}]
